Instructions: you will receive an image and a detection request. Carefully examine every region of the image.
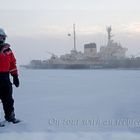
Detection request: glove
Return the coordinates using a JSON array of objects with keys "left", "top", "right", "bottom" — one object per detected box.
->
[{"left": 13, "top": 75, "right": 20, "bottom": 87}]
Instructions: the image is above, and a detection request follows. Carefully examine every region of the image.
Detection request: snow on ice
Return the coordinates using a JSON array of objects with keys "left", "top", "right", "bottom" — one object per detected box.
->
[{"left": 0, "top": 69, "right": 140, "bottom": 139}]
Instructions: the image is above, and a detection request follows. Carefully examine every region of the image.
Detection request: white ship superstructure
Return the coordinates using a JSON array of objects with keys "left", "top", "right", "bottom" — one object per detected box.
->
[{"left": 99, "top": 26, "right": 127, "bottom": 60}]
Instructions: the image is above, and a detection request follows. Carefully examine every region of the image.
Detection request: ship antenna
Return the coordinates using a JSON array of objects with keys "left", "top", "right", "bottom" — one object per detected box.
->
[{"left": 106, "top": 26, "right": 113, "bottom": 46}]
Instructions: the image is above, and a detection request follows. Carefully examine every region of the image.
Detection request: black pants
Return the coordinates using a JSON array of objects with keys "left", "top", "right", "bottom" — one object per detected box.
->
[{"left": 0, "top": 72, "right": 15, "bottom": 120}]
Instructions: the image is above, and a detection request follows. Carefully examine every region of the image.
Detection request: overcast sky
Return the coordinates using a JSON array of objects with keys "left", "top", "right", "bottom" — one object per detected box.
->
[{"left": 0, "top": 0, "right": 140, "bottom": 64}]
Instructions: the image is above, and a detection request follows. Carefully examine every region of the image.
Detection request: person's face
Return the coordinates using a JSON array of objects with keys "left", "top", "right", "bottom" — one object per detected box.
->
[{"left": 0, "top": 35, "right": 6, "bottom": 44}]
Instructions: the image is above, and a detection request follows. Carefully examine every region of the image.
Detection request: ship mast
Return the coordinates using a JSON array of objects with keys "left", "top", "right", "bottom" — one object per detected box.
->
[
  {"left": 68, "top": 24, "right": 77, "bottom": 51},
  {"left": 73, "top": 24, "right": 76, "bottom": 51},
  {"left": 106, "top": 26, "right": 113, "bottom": 47}
]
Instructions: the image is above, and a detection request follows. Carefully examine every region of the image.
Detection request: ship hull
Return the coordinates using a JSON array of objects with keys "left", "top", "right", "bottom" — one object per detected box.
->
[{"left": 22, "top": 63, "right": 103, "bottom": 69}]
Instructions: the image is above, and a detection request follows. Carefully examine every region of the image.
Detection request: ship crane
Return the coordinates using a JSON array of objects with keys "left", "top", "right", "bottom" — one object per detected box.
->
[{"left": 46, "top": 51, "right": 58, "bottom": 59}]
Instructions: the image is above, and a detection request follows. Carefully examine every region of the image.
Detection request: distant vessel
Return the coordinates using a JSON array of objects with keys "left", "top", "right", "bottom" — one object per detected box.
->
[{"left": 23, "top": 25, "right": 140, "bottom": 69}]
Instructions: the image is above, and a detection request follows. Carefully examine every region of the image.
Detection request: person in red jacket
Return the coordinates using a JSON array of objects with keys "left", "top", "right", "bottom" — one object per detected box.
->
[{"left": 0, "top": 28, "right": 20, "bottom": 124}]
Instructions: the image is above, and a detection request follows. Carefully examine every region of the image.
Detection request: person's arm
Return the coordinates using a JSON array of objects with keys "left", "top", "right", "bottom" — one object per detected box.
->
[{"left": 9, "top": 50, "right": 20, "bottom": 87}]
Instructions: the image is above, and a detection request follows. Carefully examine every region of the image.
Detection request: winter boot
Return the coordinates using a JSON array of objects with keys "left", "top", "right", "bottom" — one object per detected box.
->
[
  {"left": 7, "top": 118, "right": 21, "bottom": 124},
  {"left": 5, "top": 111, "right": 21, "bottom": 124}
]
